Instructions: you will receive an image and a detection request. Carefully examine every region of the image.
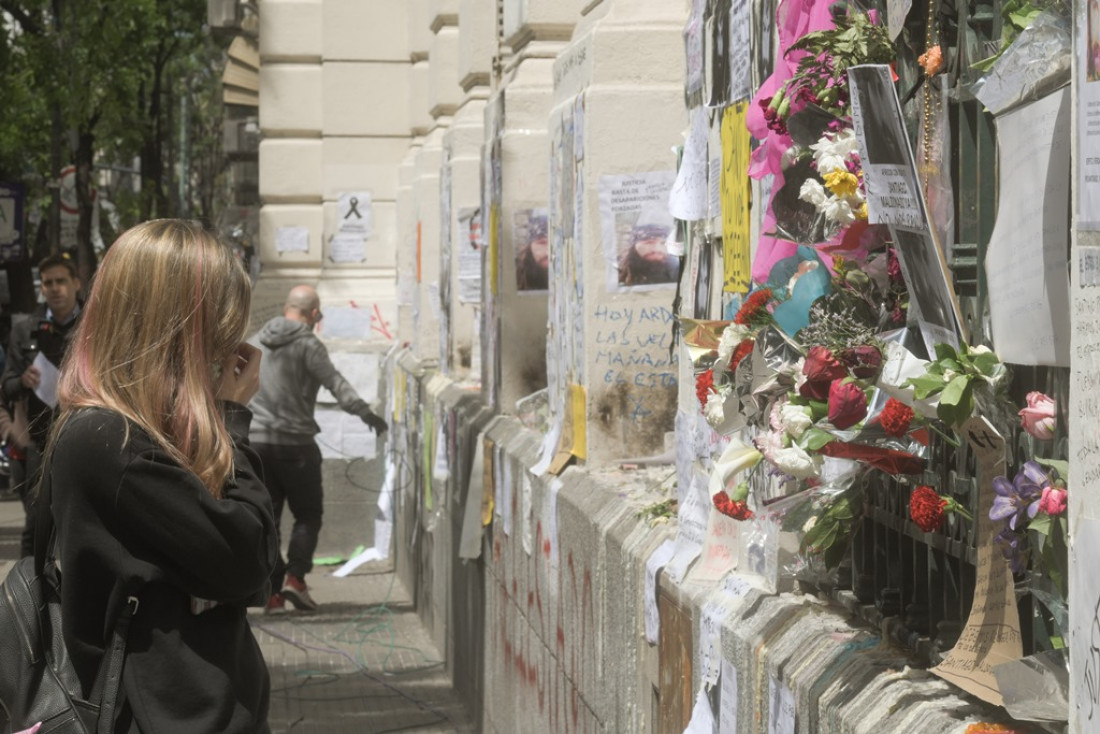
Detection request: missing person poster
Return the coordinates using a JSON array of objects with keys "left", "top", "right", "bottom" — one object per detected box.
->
[
  {"left": 514, "top": 208, "right": 549, "bottom": 292},
  {"left": 598, "top": 171, "right": 679, "bottom": 291},
  {"left": 848, "top": 64, "right": 966, "bottom": 355}
]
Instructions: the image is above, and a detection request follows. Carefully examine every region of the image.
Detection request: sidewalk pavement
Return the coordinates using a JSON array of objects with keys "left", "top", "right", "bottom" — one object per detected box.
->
[{"left": 0, "top": 488, "right": 474, "bottom": 734}]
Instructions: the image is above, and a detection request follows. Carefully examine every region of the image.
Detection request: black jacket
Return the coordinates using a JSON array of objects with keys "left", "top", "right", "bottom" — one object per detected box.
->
[
  {"left": 48, "top": 403, "right": 278, "bottom": 733},
  {"left": 1, "top": 305, "right": 81, "bottom": 448}
]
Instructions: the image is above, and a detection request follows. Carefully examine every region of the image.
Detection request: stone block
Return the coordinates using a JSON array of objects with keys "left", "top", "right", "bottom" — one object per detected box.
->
[
  {"left": 502, "top": 0, "right": 584, "bottom": 50},
  {"left": 410, "top": 60, "right": 433, "bottom": 136},
  {"left": 322, "top": 137, "right": 410, "bottom": 202},
  {"left": 258, "top": 204, "right": 324, "bottom": 268},
  {"left": 259, "top": 65, "right": 322, "bottom": 134},
  {"left": 458, "top": 0, "right": 495, "bottom": 90},
  {"left": 323, "top": 62, "right": 412, "bottom": 136},
  {"left": 259, "top": 0, "right": 322, "bottom": 62},
  {"left": 429, "top": 26, "right": 463, "bottom": 118},
  {"left": 322, "top": 0, "right": 409, "bottom": 61},
  {"left": 259, "top": 138, "right": 323, "bottom": 200}
]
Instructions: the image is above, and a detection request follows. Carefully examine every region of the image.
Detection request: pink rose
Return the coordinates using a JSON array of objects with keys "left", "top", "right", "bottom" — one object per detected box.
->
[
  {"left": 828, "top": 379, "right": 868, "bottom": 430},
  {"left": 1038, "top": 486, "right": 1067, "bottom": 516},
  {"left": 1019, "top": 391, "right": 1056, "bottom": 440}
]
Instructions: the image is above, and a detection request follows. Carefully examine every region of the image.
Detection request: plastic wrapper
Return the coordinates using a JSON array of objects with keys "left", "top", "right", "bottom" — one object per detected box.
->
[
  {"left": 515, "top": 388, "right": 549, "bottom": 432},
  {"left": 992, "top": 649, "right": 1069, "bottom": 722},
  {"left": 971, "top": 10, "right": 1071, "bottom": 116}
]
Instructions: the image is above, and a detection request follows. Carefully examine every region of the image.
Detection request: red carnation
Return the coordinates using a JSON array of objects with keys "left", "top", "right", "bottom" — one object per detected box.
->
[
  {"left": 879, "top": 398, "right": 915, "bottom": 437},
  {"left": 910, "top": 485, "right": 946, "bottom": 532},
  {"left": 800, "top": 346, "right": 848, "bottom": 400},
  {"left": 730, "top": 338, "right": 755, "bottom": 370},
  {"left": 695, "top": 369, "right": 715, "bottom": 409},
  {"left": 713, "top": 490, "right": 754, "bottom": 520},
  {"left": 827, "top": 379, "right": 868, "bottom": 430},
  {"left": 734, "top": 289, "right": 774, "bottom": 327}
]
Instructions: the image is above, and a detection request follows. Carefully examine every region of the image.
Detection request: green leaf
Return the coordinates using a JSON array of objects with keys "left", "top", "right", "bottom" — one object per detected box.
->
[
  {"left": 822, "top": 534, "right": 850, "bottom": 569},
  {"left": 1037, "top": 458, "right": 1069, "bottom": 481},
  {"left": 934, "top": 343, "right": 959, "bottom": 363},
  {"left": 971, "top": 351, "right": 1002, "bottom": 377},
  {"left": 800, "top": 427, "right": 835, "bottom": 451},
  {"left": 939, "top": 375, "right": 971, "bottom": 407},
  {"left": 906, "top": 375, "right": 945, "bottom": 399},
  {"left": 1030, "top": 514, "right": 1052, "bottom": 540}
]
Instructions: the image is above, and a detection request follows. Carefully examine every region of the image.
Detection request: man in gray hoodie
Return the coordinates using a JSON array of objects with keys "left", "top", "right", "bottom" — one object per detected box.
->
[{"left": 248, "top": 285, "right": 387, "bottom": 612}]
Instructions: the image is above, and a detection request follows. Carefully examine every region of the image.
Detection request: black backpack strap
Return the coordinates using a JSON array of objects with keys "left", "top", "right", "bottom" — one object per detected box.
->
[
  {"left": 36, "top": 467, "right": 139, "bottom": 734},
  {"left": 91, "top": 595, "right": 139, "bottom": 734}
]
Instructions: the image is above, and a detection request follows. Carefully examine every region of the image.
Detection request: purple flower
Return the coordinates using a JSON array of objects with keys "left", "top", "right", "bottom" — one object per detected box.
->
[
  {"left": 989, "top": 461, "right": 1046, "bottom": 531},
  {"left": 994, "top": 527, "right": 1028, "bottom": 575}
]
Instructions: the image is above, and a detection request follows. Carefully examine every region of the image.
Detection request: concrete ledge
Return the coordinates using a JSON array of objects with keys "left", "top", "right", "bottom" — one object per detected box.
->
[{"left": 388, "top": 354, "right": 1012, "bottom": 732}]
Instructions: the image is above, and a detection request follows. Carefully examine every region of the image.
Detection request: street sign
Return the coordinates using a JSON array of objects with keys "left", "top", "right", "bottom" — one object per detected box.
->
[{"left": 0, "top": 182, "right": 26, "bottom": 262}]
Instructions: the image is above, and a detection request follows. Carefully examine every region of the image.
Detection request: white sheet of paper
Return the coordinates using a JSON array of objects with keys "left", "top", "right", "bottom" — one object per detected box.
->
[
  {"left": 318, "top": 307, "right": 372, "bottom": 341},
  {"left": 768, "top": 677, "right": 796, "bottom": 734},
  {"left": 501, "top": 456, "right": 514, "bottom": 536},
  {"left": 644, "top": 539, "right": 677, "bottom": 644},
  {"left": 887, "top": 0, "right": 912, "bottom": 40},
  {"left": 314, "top": 408, "right": 376, "bottom": 459},
  {"left": 316, "top": 350, "right": 379, "bottom": 403},
  {"left": 667, "top": 470, "right": 710, "bottom": 582},
  {"left": 521, "top": 471, "right": 534, "bottom": 555},
  {"left": 493, "top": 445, "right": 504, "bottom": 518},
  {"left": 689, "top": 510, "right": 739, "bottom": 584},
  {"left": 32, "top": 351, "right": 59, "bottom": 408},
  {"left": 1072, "top": 516, "right": 1100, "bottom": 728},
  {"left": 337, "top": 191, "right": 372, "bottom": 237},
  {"left": 699, "top": 600, "right": 727, "bottom": 688},
  {"left": 719, "top": 658, "right": 739, "bottom": 733},
  {"left": 331, "top": 546, "right": 382, "bottom": 578},
  {"left": 685, "top": 688, "right": 716, "bottom": 734},
  {"left": 1077, "top": 10, "right": 1100, "bottom": 230},
  {"left": 546, "top": 479, "right": 562, "bottom": 598},
  {"left": 985, "top": 88, "right": 1071, "bottom": 366},
  {"left": 275, "top": 226, "right": 309, "bottom": 252},
  {"left": 669, "top": 107, "right": 710, "bottom": 221},
  {"left": 729, "top": 0, "right": 751, "bottom": 101},
  {"left": 330, "top": 233, "right": 366, "bottom": 263},
  {"left": 433, "top": 422, "right": 449, "bottom": 481}
]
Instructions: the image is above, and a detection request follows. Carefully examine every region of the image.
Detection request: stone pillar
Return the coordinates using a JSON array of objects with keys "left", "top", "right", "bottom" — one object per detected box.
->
[
  {"left": 546, "top": 0, "right": 687, "bottom": 467},
  {"left": 257, "top": 0, "right": 324, "bottom": 288},
  {"left": 396, "top": 143, "right": 423, "bottom": 346},
  {"left": 316, "top": 1, "right": 410, "bottom": 338},
  {"left": 481, "top": 0, "right": 586, "bottom": 413},
  {"left": 439, "top": 0, "right": 494, "bottom": 376}
]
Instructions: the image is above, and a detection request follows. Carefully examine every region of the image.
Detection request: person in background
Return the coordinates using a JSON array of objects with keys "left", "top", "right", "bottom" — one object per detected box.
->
[
  {"left": 1, "top": 253, "right": 81, "bottom": 555},
  {"left": 45, "top": 219, "right": 278, "bottom": 732},
  {"left": 248, "top": 285, "right": 387, "bottom": 612}
]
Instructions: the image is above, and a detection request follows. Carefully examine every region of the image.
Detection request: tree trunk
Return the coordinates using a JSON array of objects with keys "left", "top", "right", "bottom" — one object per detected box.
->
[{"left": 74, "top": 127, "right": 96, "bottom": 283}]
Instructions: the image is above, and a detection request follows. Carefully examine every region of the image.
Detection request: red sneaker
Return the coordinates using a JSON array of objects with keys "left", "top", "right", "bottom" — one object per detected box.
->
[
  {"left": 265, "top": 592, "right": 287, "bottom": 614},
  {"left": 281, "top": 575, "right": 318, "bottom": 611}
]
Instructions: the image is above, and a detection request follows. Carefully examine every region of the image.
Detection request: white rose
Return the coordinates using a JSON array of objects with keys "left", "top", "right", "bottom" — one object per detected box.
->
[
  {"left": 771, "top": 444, "right": 821, "bottom": 478},
  {"left": 799, "top": 178, "right": 828, "bottom": 209},
  {"left": 779, "top": 403, "right": 814, "bottom": 439}
]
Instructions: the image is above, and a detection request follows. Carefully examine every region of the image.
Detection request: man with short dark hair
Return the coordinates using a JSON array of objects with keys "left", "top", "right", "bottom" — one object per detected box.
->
[
  {"left": 248, "top": 285, "right": 387, "bottom": 612},
  {"left": 1, "top": 253, "right": 82, "bottom": 555}
]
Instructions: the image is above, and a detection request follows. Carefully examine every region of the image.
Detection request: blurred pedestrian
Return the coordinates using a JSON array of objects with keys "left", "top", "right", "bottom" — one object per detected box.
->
[
  {"left": 45, "top": 219, "right": 278, "bottom": 732},
  {"left": 1, "top": 254, "right": 81, "bottom": 555},
  {"left": 249, "top": 285, "right": 387, "bottom": 612}
]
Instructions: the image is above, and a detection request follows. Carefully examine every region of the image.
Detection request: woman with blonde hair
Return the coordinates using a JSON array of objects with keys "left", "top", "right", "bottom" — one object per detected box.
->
[{"left": 44, "top": 219, "right": 278, "bottom": 732}]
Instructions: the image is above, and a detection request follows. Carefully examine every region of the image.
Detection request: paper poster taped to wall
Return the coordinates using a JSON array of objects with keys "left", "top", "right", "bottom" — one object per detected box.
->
[
  {"left": 457, "top": 207, "right": 482, "bottom": 304},
  {"left": 514, "top": 208, "right": 549, "bottom": 292},
  {"left": 599, "top": 171, "right": 679, "bottom": 291},
  {"left": 1079, "top": 0, "right": 1100, "bottom": 229},
  {"left": 848, "top": 64, "right": 965, "bottom": 356}
]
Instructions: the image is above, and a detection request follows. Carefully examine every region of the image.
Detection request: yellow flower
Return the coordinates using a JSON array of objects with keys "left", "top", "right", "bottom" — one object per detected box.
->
[
  {"left": 856, "top": 202, "right": 868, "bottom": 220},
  {"left": 823, "top": 170, "right": 859, "bottom": 198}
]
